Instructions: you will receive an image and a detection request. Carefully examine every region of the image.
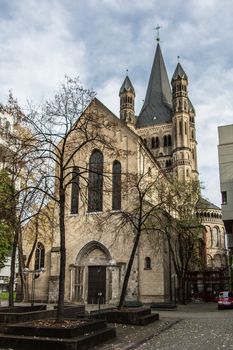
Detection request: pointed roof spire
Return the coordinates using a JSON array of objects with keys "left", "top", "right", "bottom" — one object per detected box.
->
[
  {"left": 172, "top": 62, "right": 188, "bottom": 81},
  {"left": 137, "top": 43, "right": 172, "bottom": 127},
  {"left": 119, "top": 75, "right": 135, "bottom": 96}
]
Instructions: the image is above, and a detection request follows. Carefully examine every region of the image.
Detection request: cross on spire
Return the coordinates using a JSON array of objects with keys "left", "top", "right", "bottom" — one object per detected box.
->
[{"left": 154, "top": 25, "right": 161, "bottom": 42}]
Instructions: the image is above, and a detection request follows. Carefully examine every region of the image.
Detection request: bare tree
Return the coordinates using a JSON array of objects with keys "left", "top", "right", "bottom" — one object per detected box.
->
[
  {"left": 24, "top": 76, "right": 113, "bottom": 321},
  {"left": 111, "top": 159, "right": 170, "bottom": 308},
  {"left": 0, "top": 94, "right": 49, "bottom": 306},
  {"left": 156, "top": 179, "right": 204, "bottom": 303}
]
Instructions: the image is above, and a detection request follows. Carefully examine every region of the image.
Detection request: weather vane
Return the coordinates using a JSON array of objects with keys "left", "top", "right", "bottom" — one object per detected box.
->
[
  {"left": 126, "top": 69, "right": 128, "bottom": 76},
  {"left": 177, "top": 55, "right": 180, "bottom": 62},
  {"left": 154, "top": 25, "right": 161, "bottom": 42}
]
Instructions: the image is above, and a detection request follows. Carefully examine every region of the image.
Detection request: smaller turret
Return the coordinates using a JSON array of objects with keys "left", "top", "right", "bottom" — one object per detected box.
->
[
  {"left": 119, "top": 75, "right": 136, "bottom": 127},
  {"left": 171, "top": 62, "right": 188, "bottom": 113}
]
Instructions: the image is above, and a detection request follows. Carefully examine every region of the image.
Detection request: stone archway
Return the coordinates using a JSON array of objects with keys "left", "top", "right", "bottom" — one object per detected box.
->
[{"left": 70, "top": 241, "right": 113, "bottom": 304}]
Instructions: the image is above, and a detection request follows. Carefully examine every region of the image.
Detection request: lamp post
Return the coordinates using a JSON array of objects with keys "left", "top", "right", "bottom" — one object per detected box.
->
[
  {"left": 23, "top": 267, "right": 46, "bottom": 306},
  {"left": 172, "top": 273, "right": 177, "bottom": 304}
]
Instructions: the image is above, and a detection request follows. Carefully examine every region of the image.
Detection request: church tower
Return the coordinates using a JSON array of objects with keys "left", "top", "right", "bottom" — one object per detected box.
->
[
  {"left": 171, "top": 62, "right": 198, "bottom": 181},
  {"left": 119, "top": 75, "right": 136, "bottom": 127}
]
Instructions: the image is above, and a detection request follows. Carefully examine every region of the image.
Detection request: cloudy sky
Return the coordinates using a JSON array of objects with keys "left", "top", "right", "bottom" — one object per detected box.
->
[{"left": 1, "top": 0, "right": 233, "bottom": 206}]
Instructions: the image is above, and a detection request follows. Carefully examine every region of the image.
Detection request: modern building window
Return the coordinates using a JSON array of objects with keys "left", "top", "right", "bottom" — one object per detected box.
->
[
  {"left": 88, "top": 149, "right": 103, "bottom": 212},
  {"left": 71, "top": 166, "right": 79, "bottom": 214},
  {"left": 222, "top": 191, "right": 227, "bottom": 205},
  {"left": 112, "top": 160, "right": 121, "bottom": 211},
  {"left": 35, "top": 243, "right": 45, "bottom": 270},
  {"left": 144, "top": 257, "right": 151, "bottom": 269}
]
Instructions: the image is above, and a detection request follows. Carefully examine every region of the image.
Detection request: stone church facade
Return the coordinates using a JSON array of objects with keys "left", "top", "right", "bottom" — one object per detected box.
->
[{"left": 25, "top": 43, "right": 228, "bottom": 304}]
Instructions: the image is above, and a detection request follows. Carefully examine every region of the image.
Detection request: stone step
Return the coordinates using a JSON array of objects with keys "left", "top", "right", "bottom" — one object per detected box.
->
[
  {"left": 0, "top": 326, "right": 116, "bottom": 350},
  {"left": 150, "top": 302, "right": 177, "bottom": 310},
  {"left": 136, "top": 312, "right": 159, "bottom": 326}
]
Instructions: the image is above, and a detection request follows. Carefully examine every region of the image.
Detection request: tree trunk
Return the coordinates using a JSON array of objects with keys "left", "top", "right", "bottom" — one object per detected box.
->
[
  {"left": 118, "top": 230, "right": 141, "bottom": 308},
  {"left": 8, "top": 227, "right": 18, "bottom": 307},
  {"left": 57, "top": 189, "right": 66, "bottom": 321},
  {"left": 177, "top": 275, "right": 187, "bottom": 304}
]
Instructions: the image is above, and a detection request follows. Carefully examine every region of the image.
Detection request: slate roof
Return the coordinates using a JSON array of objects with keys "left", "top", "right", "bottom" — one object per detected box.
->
[
  {"left": 119, "top": 76, "right": 135, "bottom": 96},
  {"left": 196, "top": 197, "right": 221, "bottom": 211},
  {"left": 172, "top": 62, "right": 188, "bottom": 81},
  {"left": 188, "top": 97, "right": 195, "bottom": 114},
  {"left": 137, "top": 44, "right": 172, "bottom": 128}
]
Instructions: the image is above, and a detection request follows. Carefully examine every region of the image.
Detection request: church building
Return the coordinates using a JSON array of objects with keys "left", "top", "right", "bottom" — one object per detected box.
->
[{"left": 24, "top": 41, "right": 228, "bottom": 304}]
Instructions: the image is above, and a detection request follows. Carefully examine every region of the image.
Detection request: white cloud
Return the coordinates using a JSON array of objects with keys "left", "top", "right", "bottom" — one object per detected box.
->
[
  {"left": 1, "top": 0, "right": 233, "bottom": 207},
  {"left": 0, "top": 0, "right": 87, "bottom": 105}
]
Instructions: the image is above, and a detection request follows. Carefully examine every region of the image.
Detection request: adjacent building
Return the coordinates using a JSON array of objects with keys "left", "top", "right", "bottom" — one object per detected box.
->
[{"left": 218, "top": 125, "right": 233, "bottom": 251}]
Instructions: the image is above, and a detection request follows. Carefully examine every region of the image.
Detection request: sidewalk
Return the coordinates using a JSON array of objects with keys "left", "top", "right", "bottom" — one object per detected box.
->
[
  {"left": 93, "top": 302, "right": 220, "bottom": 350},
  {"left": 93, "top": 316, "right": 180, "bottom": 350}
]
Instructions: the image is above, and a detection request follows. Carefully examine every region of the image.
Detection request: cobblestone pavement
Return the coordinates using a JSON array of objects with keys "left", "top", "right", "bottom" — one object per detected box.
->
[{"left": 95, "top": 303, "right": 233, "bottom": 350}]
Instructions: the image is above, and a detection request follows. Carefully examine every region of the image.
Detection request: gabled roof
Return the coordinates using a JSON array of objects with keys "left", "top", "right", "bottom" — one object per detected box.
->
[
  {"left": 196, "top": 197, "right": 221, "bottom": 211},
  {"left": 137, "top": 44, "right": 172, "bottom": 128},
  {"left": 172, "top": 62, "right": 188, "bottom": 81},
  {"left": 119, "top": 76, "right": 135, "bottom": 96}
]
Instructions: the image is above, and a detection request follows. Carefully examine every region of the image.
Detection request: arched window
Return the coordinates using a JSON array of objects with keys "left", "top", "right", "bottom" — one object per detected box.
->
[
  {"left": 35, "top": 243, "right": 45, "bottom": 270},
  {"left": 167, "top": 134, "right": 172, "bottom": 146},
  {"left": 151, "top": 137, "right": 155, "bottom": 149},
  {"left": 112, "top": 160, "right": 121, "bottom": 211},
  {"left": 214, "top": 254, "right": 221, "bottom": 268},
  {"left": 163, "top": 135, "right": 168, "bottom": 147},
  {"left": 222, "top": 255, "right": 227, "bottom": 268},
  {"left": 206, "top": 254, "right": 213, "bottom": 268},
  {"left": 71, "top": 166, "right": 79, "bottom": 214},
  {"left": 88, "top": 149, "right": 103, "bottom": 212},
  {"left": 144, "top": 257, "right": 151, "bottom": 269},
  {"left": 179, "top": 121, "right": 183, "bottom": 135},
  {"left": 155, "top": 137, "right": 160, "bottom": 148},
  {"left": 212, "top": 227, "right": 220, "bottom": 247}
]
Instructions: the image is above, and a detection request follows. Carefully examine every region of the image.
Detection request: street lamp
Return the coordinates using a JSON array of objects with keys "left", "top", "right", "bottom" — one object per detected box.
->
[
  {"left": 172, "top": 273, "right": 177, "bottom": 304},
  {"left": 23, "top": 267, "right": 46, "bottom": 306}
]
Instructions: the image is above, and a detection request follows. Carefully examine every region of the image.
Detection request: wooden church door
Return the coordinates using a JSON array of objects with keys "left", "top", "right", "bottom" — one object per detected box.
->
[{"left": 88, "top": 266, "right": 106, "bottom": 304}]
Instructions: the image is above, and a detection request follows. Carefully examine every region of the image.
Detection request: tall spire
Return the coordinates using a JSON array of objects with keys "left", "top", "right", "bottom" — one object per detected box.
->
[{"left": 137, "top": 44, "right": 172, "bottom": 128}]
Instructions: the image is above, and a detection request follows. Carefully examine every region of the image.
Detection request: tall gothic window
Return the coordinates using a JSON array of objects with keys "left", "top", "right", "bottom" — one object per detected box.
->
[
  {"left": 35, "top": 242, "right": 45, "bottom": 270},
  {"left": 163, "top": 135, "right": 168, "bottom": 147},
  {"left": 88, "top": 149, "right": 103, "bottom": 212},
  {"left": 112, "top": 160, "right": 121, "bottom": 210},
  {"left": 155, "top": 137, "right": 160, "bottom": 148},
  {"left": 71, "top": 166, "right": 79, "bottom": 214}
]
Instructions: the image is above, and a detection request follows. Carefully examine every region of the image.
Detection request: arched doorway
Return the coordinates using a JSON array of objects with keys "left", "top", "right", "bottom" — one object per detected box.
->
[{"left": 70, "top": 241, "right": 113, "bottom": 304}]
